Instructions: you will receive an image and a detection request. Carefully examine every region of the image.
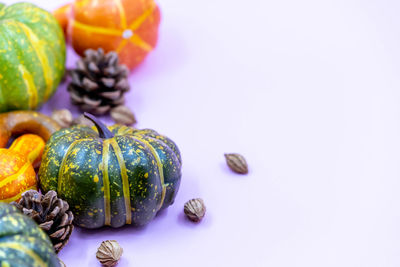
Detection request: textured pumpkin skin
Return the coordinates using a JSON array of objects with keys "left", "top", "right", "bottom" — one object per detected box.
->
[
  {"left": 0, "top": 134, "right": 45, "bottom": 203},
  {"left": 0, "top": 203, "right": 60, "bottom": 267},
  {"left": 54, "top": 0, "right": 160, "bottom": 70},
  {"left": 0, "top": 3, "right": 66, "bottom": 112},
  {"left": 39, "top": 125, "right": 181, "bottom": 228}
]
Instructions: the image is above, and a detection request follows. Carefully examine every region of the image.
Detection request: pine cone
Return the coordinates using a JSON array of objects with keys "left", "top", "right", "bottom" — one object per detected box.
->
[
  {"left": 12, "top": 190, "right": 74, "bottom": 253},
  {"left": 68, "top": 48, "right": 130, "bottom": 115}
]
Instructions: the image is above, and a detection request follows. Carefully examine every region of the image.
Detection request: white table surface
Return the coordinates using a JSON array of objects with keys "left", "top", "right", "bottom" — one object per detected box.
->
[{"left": 3, "top": 0, "right": 400, "bottom": 266}]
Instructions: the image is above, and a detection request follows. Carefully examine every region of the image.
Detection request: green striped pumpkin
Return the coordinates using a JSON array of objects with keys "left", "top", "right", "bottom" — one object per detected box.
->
[
  {"left": 0, "top": 3, "right": 65, "bottom": 112},
  {"left": 0, "top": 203, "right": 60, "bottom": 267},
  {"left": 39, "top": 114, "right": 182, "bottom": 229}
]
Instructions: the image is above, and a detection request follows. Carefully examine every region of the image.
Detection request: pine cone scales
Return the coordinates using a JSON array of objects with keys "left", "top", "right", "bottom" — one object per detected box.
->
[
  {"left": 68, "top": 48, "right": 130, "bottom": 115},
  {"left": 12, "top": 190, "right": 74, "bottom": 253}
]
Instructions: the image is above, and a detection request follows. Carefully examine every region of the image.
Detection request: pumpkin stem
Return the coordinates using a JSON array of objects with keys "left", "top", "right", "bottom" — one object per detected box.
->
[{"left": 84, "top": 113, "right": 114, "bottom": 139}]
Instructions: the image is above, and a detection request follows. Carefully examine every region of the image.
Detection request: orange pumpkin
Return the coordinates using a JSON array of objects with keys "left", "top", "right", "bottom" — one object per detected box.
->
[
  {"left": 0, "top": 134, "right": 45, "bottom": 203},
  {"left": 54, "top": 0, "right": 161, "bottom": 70},
  {"left": 53, "top": 3, "right": 71, "bottom": 36}
]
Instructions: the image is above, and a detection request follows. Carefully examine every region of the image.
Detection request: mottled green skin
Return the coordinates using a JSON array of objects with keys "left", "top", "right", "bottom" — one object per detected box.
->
[
  {"left": 39, "top": 125, "right": 182, "bottom": 229},
  {"left": 0, "top": 203, "right": 60, "bottom": 267},
  {"left": 0, "top": 3, "right": 65, "bottom": 112}
]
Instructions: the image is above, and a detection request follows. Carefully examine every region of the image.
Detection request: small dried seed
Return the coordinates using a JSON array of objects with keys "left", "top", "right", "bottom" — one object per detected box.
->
[
  {"left": 224, "top": 153, "right": 249, "bottom": 174},
  {"left": 96, "top": 240, "right": 123, "bottom": 267},
  {"left": 72, "top": 114, "right": 95, "bottom": 127},
  {"left": 51, "top": 109, "right": 73, "bottom": 128},
  {"left": 110, "top": 105, "right": 137, "bottom": 126},
  {"left": 184, "top": 198, "right": 206, "bottom": 222}
]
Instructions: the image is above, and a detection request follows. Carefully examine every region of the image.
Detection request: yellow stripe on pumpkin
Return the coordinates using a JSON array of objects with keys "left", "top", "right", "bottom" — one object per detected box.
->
[
  {"left": 0, "top": 162, "right": 31, "bottom": 189},
  {"left": 9, "top": 135, "right": 44, "bottom": 164},
  {"left": 0, "top": 5, "right": 6, "bottom": 17},
  {"left": 71, "top": 3, "right": 155, "bottom": 56},
  {"left": 128, "top": 34, "right": 152, "bottom": 52},
  {"left": 109, "top": 139, "right": 132, "bottom": 224},
  {"left": 114, "top": 2, "right": 155, "bottom": 54},
  {"left": 102, "top": 139, "right": 112, "bottom": 226},
  {"left": 26, "top": 141, "right": 44, "bottom": 165},
  {"left": 117, "top": 125, "right": 133, "bottom": 135},
  {"left": 1, "top": 185, "right": 37, "bottom": 203},
  {"left": 75, "top": 0, "right": 92, "bottom": 10},
  {"left": 128, "top": 2, "right": 156, "bottom": 30},
  {"left": 131, "top": 136, "right": 166, "bottom": 211},
  {"left": 0, "top": 242, "right": 46, "bottom": 267},
  {"left": 17, "top": 65, "right": 37, "bottom": 109},
  {"left": 116, "top": 39, "right": 128, "bottom": 53},
  {"left": 122, "top": 3, "right": 156, "bottom": 52},
  {"left": 72, "top": 20, "right": 123, "bottom": 37},
  {"left": 114, "top": 0, "right": 127, "bottom": 29},
  {"left": 8, "top": 138, "right": 24, "bottom": 153},
  {"left": 57, "top": 139, "right": 91, "bottom": 192},
  {"left": 17, "top": 22, "right": 53, "bottom": 101}
]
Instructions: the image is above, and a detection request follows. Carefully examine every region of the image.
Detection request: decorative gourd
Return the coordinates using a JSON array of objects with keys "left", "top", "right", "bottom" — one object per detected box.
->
[
  {"left": 53, "top": 3, "right": 70, "bottom": 36},
  {"left": 0, "top": 111, "right": 61, "bottom": 148},
  {"left": 0, "top": 111, "right": 60, "bottom": 203},
  {"left": 0, "top": 134, "right": 45, "bottom": 202},
  {"left": 0, "top": 3, "right": 66, "bottom": 112},
  {"left": 0, "top": 203, "right": 60, "bottom": 266},
  {"left": 39, "top": 113, "right": 182, "bottom": 229},
  {"left": 54, "top": 0, "right": 160, "bottom": 70}
]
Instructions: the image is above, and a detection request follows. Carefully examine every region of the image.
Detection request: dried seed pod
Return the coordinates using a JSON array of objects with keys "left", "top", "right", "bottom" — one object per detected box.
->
[
  {"left": 184, "top": 198, "right": 206, "bottom": 222},
  {"left": 224, "top": 153, "right": 248, "bottom": 174},
  {"left": 110, "top": 105, "right": 137, "bottom": 126},
  {"left": 51, "top": 109, "right": 73, "bottom": 128},
  {"left": 72, "top": 114, "right": 95, "bottom": 127},
  {"left": 96, "top": 240, "right": 123, "bottom": 267}
]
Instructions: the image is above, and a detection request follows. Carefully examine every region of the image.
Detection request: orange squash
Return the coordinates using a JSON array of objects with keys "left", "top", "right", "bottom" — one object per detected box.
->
[
  {"left": 0, "top": 134, "right": 45, "bottom": 202},
  {"left": 0, "top": 111, "right": 60, "bottom": 202},
  {"left": 0, "top": 111, "right": 61, "bottom": 148},
  {"left": 54, "top": 0, "right": 161, "bottom": 71}
]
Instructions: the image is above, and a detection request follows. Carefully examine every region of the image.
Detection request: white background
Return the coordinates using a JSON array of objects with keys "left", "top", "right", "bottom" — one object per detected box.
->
[{"left": 3, "top": 0, "right": 400, "bottom": 266}]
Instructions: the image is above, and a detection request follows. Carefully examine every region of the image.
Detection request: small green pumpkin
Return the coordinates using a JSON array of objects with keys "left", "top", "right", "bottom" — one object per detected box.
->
[
  {"left": 0, "top": 203, "right": 60, "bottom": 267},
  {"left": 39, "top": 114, "right": 182, "bottom": 229},
  {"left": 0, "top": 3, "right": 66, "bottom": 112}
]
